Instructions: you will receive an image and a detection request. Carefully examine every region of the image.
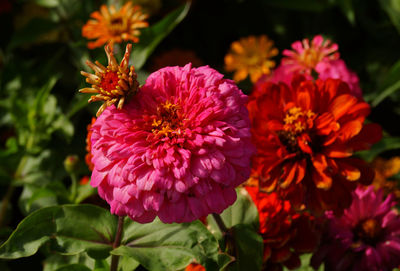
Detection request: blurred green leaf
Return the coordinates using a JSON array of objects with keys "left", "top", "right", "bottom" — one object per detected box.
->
[
  {"left": 357, "top": 136, "right": 400, "bottom": 162},
  {"left": 207, "top": 188, "right": 259, "bottom": 240},
  {"left": 54, "top": 264, "right": 91, "bottom": 271},
  {"left": 92, "top": 259, "right": 109, "bottom": 271},
  {"left": 337, "top": 0, "right": 355, "bottom": 25},
  {"left": 9, "top": 18, "right": 59, "bottom": 49},
  {"left": 33, "top": 0, "right": 60, "bottom": 8},
  {"left": 371, "top": 58, "right": 400, "bottom": 106},
  {"left": 283, "top": 253, "right": 324, "bottom": 271},
  {"left": 379, "top": 0, "right": 400, "bottom": 35},
  {"left": 75, "top": 183, "right": 97, "bottom": 204},
  {"left": 263, "top": 0, "right": 331, "bottom": 12},
  {"left": 226, "top": 224, "right": 263, "bottom": 271},
  {"left": 132, "top": 2, "right": 191, "bottom": 69},
  {"left": 0, "top": 204, "right": 117, "bottom": 259},
  {"left": 112, "top": 218, "right": 222, "bottom": 271}
]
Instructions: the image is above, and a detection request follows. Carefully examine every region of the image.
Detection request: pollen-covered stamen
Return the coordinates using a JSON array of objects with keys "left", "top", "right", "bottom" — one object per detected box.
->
[
  {"left": 278, "top": 107, "right": 316, "bottom": 153},
  {"left": 151, "top": 101, "right": 183, "bottom": 138},
  {"left": 79, "top": 43, "right": 139, "bottom": 117}
]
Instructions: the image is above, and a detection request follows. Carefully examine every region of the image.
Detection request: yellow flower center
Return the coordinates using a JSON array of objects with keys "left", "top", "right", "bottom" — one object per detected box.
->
[
  {"left": 297, "top": 48, "right": 325, "bottom": 69},
  {"left": 151, "top": 101, "right": 183, "bottom": 138},
  {"left": 284, "top": 107, "right": 315, "bottom": 135},
  {"left": 277, "top": 107, "right": 315, "bottom": 153},
  {"left": 353, "top": 218, "right": 383, "bottom": 246}
]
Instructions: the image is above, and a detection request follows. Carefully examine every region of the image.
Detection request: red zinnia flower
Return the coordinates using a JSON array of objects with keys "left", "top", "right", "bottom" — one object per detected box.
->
[
  {"left": 246, "top": 186, "right": 320, "bottom": 270},
  {"left": 248, "top": 76, "right": 381, "bottom": 215}
]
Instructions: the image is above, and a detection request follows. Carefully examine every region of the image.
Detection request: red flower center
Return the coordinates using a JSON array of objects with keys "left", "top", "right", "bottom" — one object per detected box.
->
[
  {"left": 99, "top": 70, "right": 119, "bottom": 92},
  {"left": 151, "top": 101, "right": 183, "bottom": 138}
]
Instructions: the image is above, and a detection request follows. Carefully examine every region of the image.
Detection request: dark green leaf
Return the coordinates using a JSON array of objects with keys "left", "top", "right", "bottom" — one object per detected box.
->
[
  {"left": 9, "top": 18, "right": 59, "bottom": 49},
  {"left": 337, "top": 0, "right": 355, "bottom": 25},
  {"left": 379, "top": 0, "right": 400, "bottom": 35},
  {"left": 357, "top": 136, "right": 400, "bottom": 162},
  {"left": 207, "top": 188, "right": 259, "bottom": 240},
  {"left": 371, "top": 59, "right": 400, "bottom": 106},
  {"left": 112, "top": 219, "right": 221, "bottom": 271},
  {"left": 0, "top": 204, "right": 117, "bottom": 259},
  {"left": 227, "top": 224, "right": 263, "bottom": 271},
  {"left": 262, "top": 0, "right": 331, "bottom": 12},
  {"left": 132, "top": 2, "right": 191, "bottom": 69}
]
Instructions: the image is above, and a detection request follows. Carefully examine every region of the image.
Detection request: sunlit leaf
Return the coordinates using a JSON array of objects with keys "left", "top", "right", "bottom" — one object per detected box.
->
[
  {"left": 112, "top": 219, "right": 222, "bottom": 271},
  {"left": 0, "top": 205, "right": 117, "bottom": 260}
]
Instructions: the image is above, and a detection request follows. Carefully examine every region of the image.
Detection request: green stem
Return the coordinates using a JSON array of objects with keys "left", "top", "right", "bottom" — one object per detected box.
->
[
  {"left": 70, "top": 173, "right": 78, "bottom": 203},
  {"left": 0, "top": 134, "right": 35, "bottom": 227},
  {"left": 0, "top": 154, "right": 29, "bottom": 228},
  {"left": 212, "top": 213, "right": 228, "bottom": 234},
  {"left": 110, "top": 216, "right": 124, "bottom": 271}
]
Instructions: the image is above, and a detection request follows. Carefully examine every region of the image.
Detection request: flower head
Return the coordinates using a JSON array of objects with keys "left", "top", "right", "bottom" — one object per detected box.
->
[
  {"left": 311, "top": 185, "right": 400, "bottom": 271},
  {"left": 225, "top": 35, "right": 278, "bottom": 83},
  {"left": 82, "top": 1, "right": 149, "bottom": 49},
  {"left": 245, "top": 186, "right": 320, "bottom": 270},
  {"left": 85, "top": 117, "right": 96, "bottom": 171},
  {"left": 248, "top": 76, "right": 381, "bottom": 214},
  {"left": 185, "top": 263, "right": 205, "bottom": 271},
  {"left": 89, "top": 64, "right": 254, "bottom": 223},
  {"left": 371, "top": 157, "right": 400, "bottom": 199},
  {"left": 266, "top": 35, "right": 361, "bottom": 97},
  {"left": 80, "top": 43, "right": 139, "bottom": 117}
]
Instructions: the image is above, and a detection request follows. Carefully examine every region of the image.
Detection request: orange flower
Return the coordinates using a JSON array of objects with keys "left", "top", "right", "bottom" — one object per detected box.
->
[
  {"left": 82, "top": 1, "right": 149, "bottom": 49},
  {"left": 80, "top": 43, "right": 139, "bottom": 116},
  {"left": 371, "top": 157, "right": 400, "bottom": 199},
  {"left": 225, "top": 35, "right": 278, "bottom": 83},
  {"left": 248, "top": 76, "right": 382, "bottom": 215},
  {"left": 245, "top": 186, "right": 320, "bottom": 271},
  {"left": 185, "top": 263, "right": 205, "bottom": 271}
]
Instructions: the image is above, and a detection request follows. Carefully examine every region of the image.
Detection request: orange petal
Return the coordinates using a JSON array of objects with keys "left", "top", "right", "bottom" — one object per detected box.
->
[{"left": 328, "top": 94, "right": 357, "bottom": 120}]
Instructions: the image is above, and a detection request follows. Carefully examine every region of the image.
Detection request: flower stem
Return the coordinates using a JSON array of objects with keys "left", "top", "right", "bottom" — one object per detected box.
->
[
  {"left": 70, "top": 172, "right": 78, "bottom": 203},
  {"left": 0, "top": 154, "right": 29, "bottom": 227},
  {"left": 110, "top": 216, "right": 124, "bottom": 271},
  {"left": 212, "top": 213, "right": 228, "bottom": 235}
]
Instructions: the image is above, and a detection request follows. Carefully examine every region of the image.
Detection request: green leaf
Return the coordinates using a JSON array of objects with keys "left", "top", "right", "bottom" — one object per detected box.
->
[
  {"left": 227, "top": 224, "right": 263, "bottom": 271},
  {"left": 379, "top": 0, "right": 400, "bottom": 35},
  {"left": 371, "top": 59, "right": 400, "bottom": 106},
  {"left": 283, "top": 253, "right": 323, "bottom": 271},
  {"left": 112, "top": 219, "right": 221, "bottom": 271},
  {"left": 337, "top": 0, "right": 355, "bottom": 25},
  {"left": 33, "top": 0, "right": 60, "bottom": 8},
  {"left": 132, "top": 2, "right": 191, "bottom": 70},
  {"left": 119, "top": 255, "right": 140, "bottom": 271},
  {"left": 263, "top": 0, "right": 331, "bottom": 12},
  {"left": 0, "top": 204, "right": 117, "bottom": 259},
  {"left": 54, "top": 264, "right": 92, "bottom": 271},
  {"left": 43, "top": 253, "right": 95, "bottom": 271},
  {"left": 75, "top": 183, "right": 97, "bottom": 204},
  {"left": 207, "top": 188, "right": 259, "bottom": 240},
  {"left": 357, "top": 136, "right": 400, "bottom": 162},
  {"left": 8, "top": 18, "right": 59, "bottom": 49}
]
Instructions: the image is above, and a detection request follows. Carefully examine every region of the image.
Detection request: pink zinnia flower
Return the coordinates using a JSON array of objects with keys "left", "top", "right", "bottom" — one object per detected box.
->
[
  {"left": 311, "top": 185, "right": 400, "bottom": 271},
  {"left": 90, "top": 64, "right": 254, "bottom": 223},
  {"left": 265, "top": 35, "right": 361, "bottom": 97}
]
